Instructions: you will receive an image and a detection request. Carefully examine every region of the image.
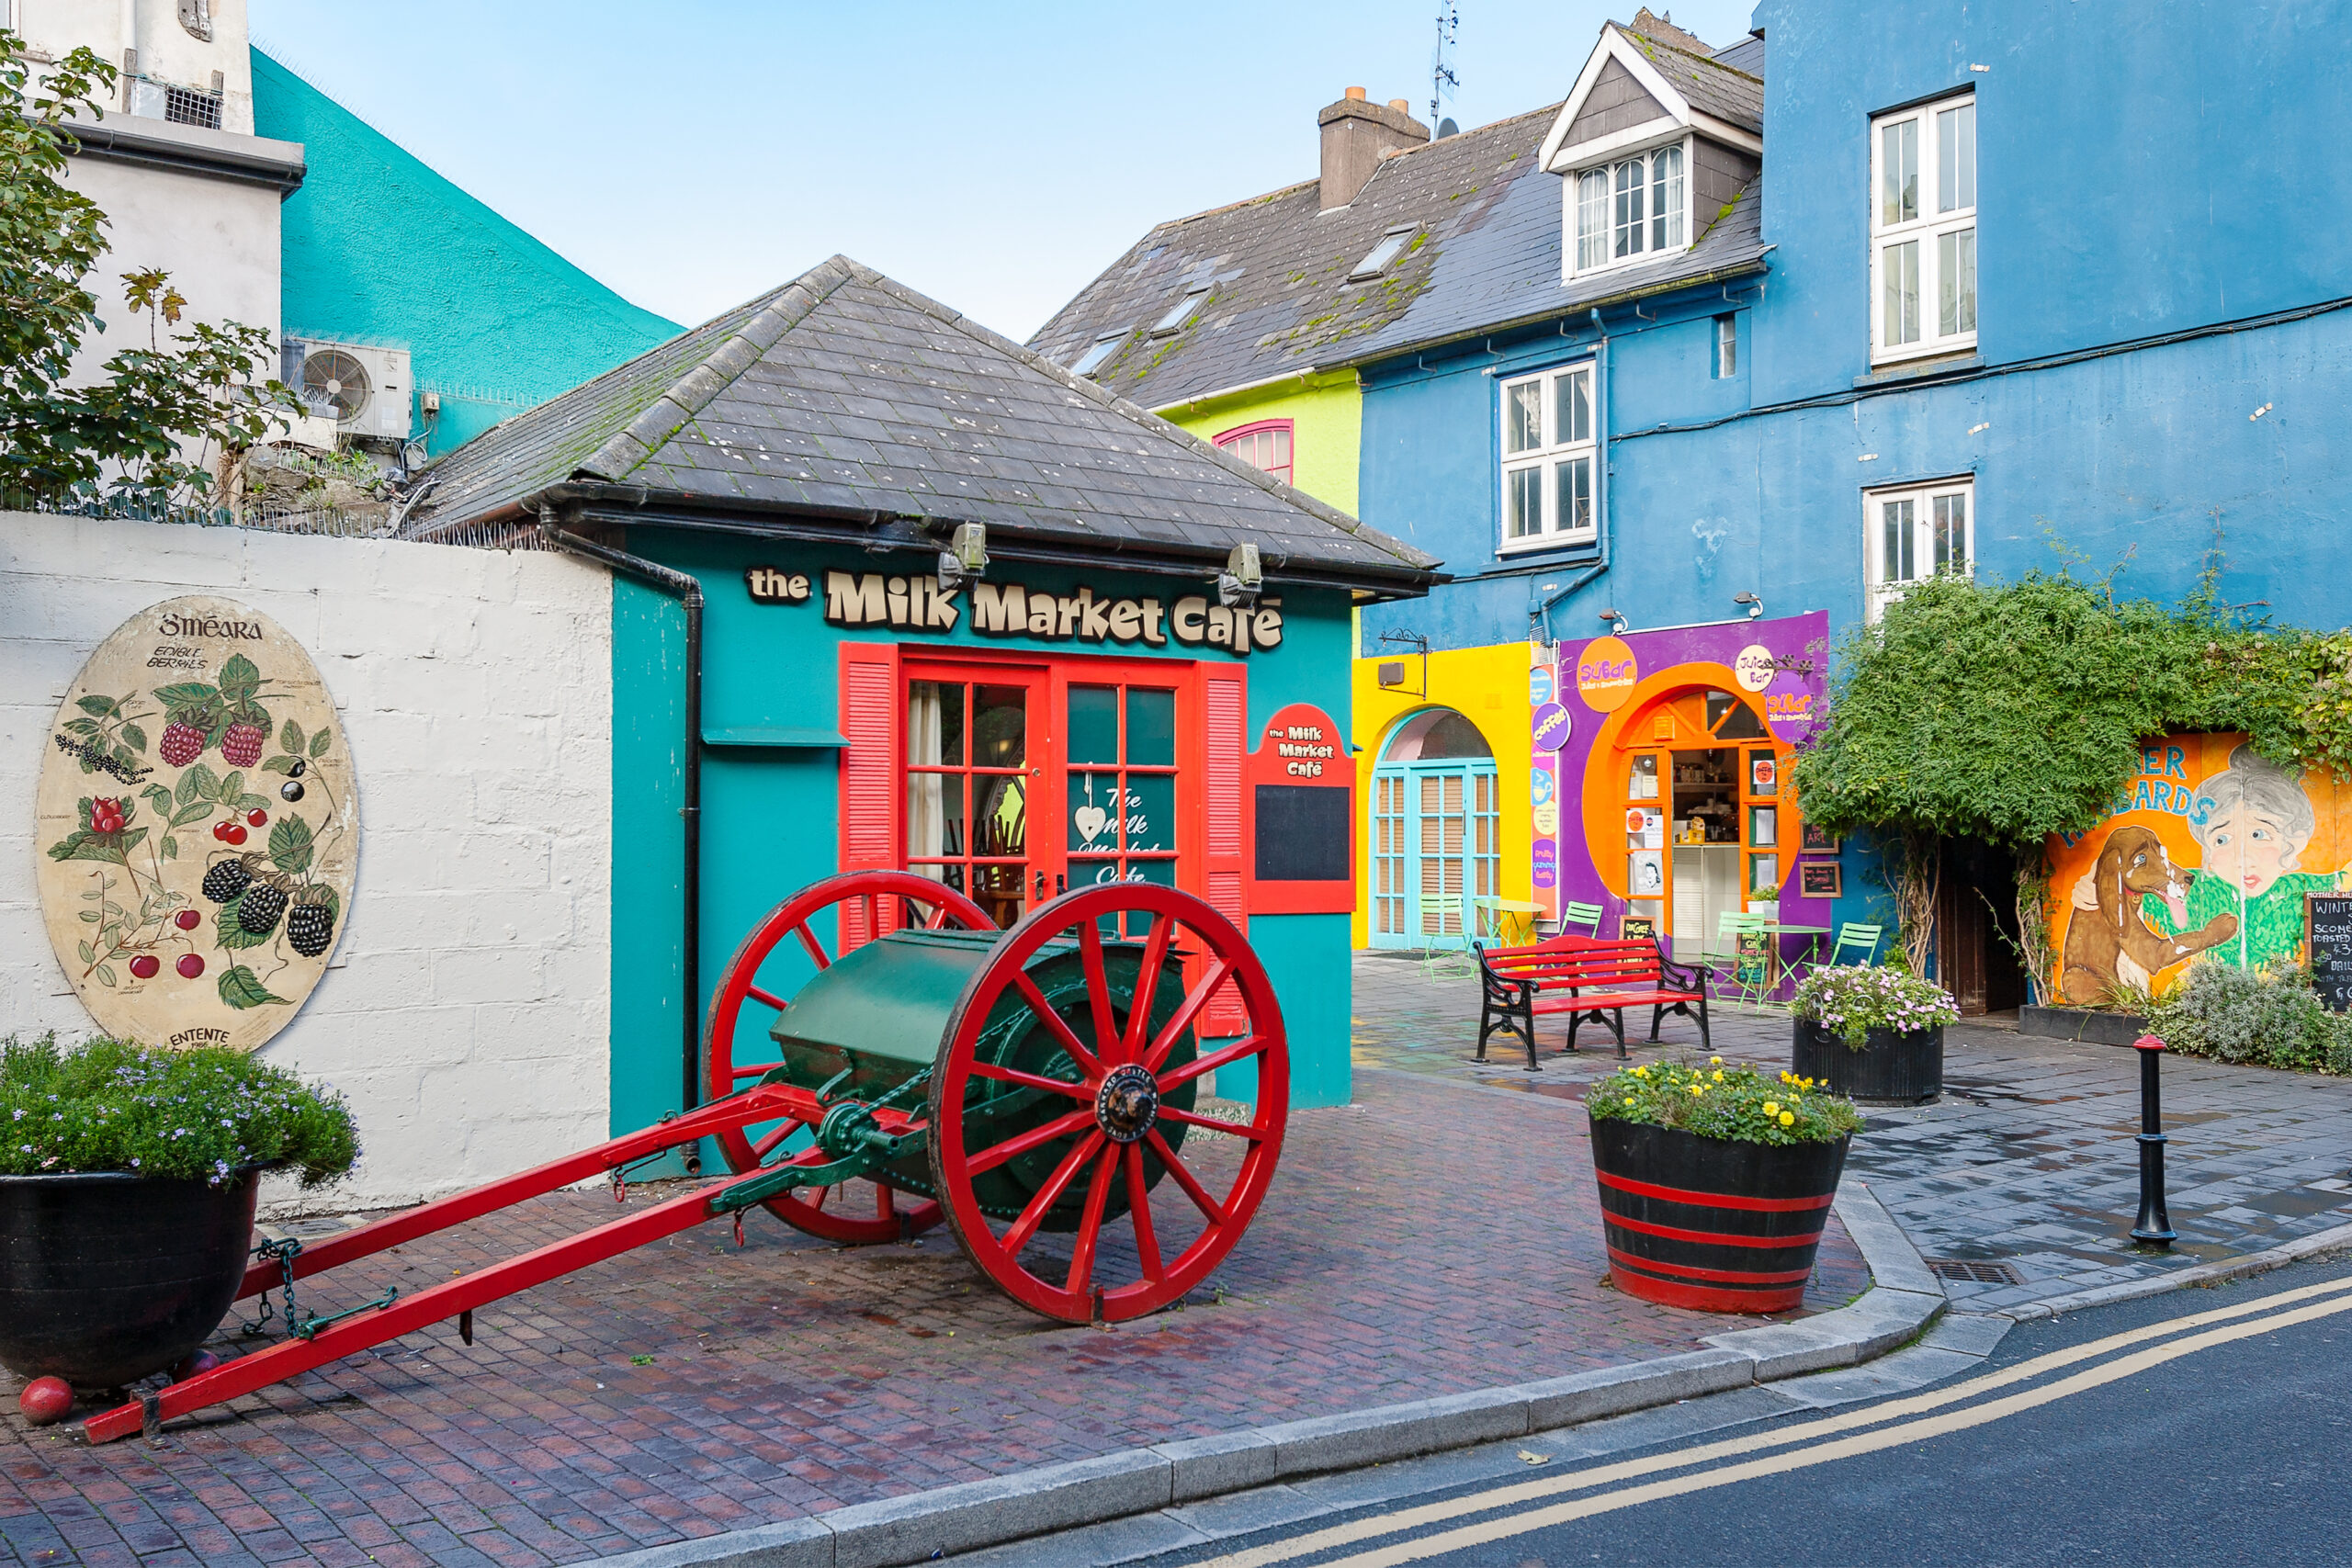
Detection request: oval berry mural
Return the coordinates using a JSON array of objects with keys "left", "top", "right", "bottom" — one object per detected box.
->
[{"left": 33, "top": 596, "right": 359, "bottom": 1052}]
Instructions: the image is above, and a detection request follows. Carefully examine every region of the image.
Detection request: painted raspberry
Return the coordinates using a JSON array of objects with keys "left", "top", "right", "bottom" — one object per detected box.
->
[
  {"left": 160, "top": 721, "right": 207, "bottom": 767},
  {"left": 287, "top": 900, "right": 334, "bottom": 958},
  {"left": 220, "top": 722, "right": 266, "bottom": 768},
  {"left": 201, "top": 858, "right": 252, "bottom": 904},
  {"left": 237, "top": 881, "right": 289, "bottom": 936}
]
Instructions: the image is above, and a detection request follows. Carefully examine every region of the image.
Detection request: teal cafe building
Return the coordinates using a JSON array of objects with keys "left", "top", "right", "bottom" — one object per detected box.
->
[{"left": 410, "top": 257, "right": 1442, "bottom": 1166}]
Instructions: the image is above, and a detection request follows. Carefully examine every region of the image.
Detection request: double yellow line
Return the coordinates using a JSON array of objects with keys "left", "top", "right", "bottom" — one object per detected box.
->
[{"left": 1193, "top": 1270, "right": 2352, "bottom": 1568}]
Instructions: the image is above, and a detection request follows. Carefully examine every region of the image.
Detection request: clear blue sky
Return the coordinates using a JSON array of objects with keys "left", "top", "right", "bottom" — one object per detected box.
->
[{"left": 248, "top": 1, "right": 1758, "bottom": 344}]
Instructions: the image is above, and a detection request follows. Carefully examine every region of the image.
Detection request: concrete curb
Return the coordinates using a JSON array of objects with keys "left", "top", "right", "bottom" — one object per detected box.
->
[
  {"left": 1998, "top": 1216, "right": 2352, "bottom": 1322},
  {"left": 586, "top": 1179, "right": 1942, "bottom": 1568}
]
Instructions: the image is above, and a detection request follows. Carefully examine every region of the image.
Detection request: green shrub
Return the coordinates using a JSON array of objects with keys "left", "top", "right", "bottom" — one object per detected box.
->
[
  {"left": 0, "top": 1034, "right": 357, "bottom": 1186},
  {"left": 1588, "top": 1058, "right": 1864, "bottom": 1146},
  {"left": 2143, "top": 963, "right": 2352, "bottom": 1074}
]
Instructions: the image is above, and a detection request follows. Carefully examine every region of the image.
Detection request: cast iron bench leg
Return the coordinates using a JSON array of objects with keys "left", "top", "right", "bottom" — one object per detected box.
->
[{"left": 1608, "top": 1009, "right": 1627, "bottom": 1058}]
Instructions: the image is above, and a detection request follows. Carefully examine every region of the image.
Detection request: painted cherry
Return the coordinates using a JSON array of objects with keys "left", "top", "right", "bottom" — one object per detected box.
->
[
  {"left": 175, "top": 908, "right": 202, "bottom": 931},
  {"left": 246, "top": 808, "right": 267, "bottom": 827},
  {"left": 212, "top": 820, "right": 230, "bottom": 841},
  {"left": 176, "top": 953, "right": 205, "bottom": 979},
  {"left": 222, "top": 824, "right": 248, "bottom": 846},
  {"left": 129, "top": 954, "right": 161, "bottom": 979}
]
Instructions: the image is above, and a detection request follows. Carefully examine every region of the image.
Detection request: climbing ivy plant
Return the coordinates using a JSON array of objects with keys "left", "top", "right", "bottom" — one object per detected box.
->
[{"left": 1788, "top": 559, "right": 2352, "bottom": 983}]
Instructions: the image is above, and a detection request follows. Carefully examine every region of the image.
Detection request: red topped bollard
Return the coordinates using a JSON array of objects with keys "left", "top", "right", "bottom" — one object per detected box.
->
[{"left": 2131, "top": 1032, "right": 2176, "bottom": 1248}]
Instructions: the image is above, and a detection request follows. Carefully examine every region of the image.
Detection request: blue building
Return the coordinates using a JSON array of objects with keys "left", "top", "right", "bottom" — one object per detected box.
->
[{"left": 1327, "top": 2, "right": 2348, "bottom": 1005}]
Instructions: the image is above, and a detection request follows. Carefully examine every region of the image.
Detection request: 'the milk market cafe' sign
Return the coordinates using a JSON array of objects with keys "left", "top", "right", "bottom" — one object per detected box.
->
[{"left": 746, "top": 567, "right": 1287, "bottom": 655}]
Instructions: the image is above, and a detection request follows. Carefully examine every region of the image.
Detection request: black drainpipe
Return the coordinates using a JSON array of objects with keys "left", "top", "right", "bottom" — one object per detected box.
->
[{"left": 537, "top": 512, "right": 706, "bottom": 1172}]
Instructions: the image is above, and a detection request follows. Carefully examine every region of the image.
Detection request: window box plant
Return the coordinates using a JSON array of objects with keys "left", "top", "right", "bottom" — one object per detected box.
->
[
  {"left": 1790, "top": 964, "right": 1960, "bottom": 1103},
  {"left": 0, "top": 1036, "right": 356, "bottom": 1392},
  {"left": 1586, "top": 1060, "right": 1863, "bottom": 1313}
]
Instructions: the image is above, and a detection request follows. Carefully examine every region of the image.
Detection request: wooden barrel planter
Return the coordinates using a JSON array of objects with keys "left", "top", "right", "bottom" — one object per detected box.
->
[
  {"left": 0, "top": 1168, "right": 262, "bottom": 1389},
  {"left": 1589, "top": 1117, "right": 1850, "bottom": 1313},
  {"left": 1792, "top": 1021, "right": 1943, "bottom": 1104}
]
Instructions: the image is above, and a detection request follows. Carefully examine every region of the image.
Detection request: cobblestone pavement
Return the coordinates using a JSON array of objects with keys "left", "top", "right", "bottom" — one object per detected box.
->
[
  {"left": 1355, "top": 948, "right": 2352, "bottom": 1314},
  {"left": 0, "top": 1027, "right": 1862, "bottom": 1568}
]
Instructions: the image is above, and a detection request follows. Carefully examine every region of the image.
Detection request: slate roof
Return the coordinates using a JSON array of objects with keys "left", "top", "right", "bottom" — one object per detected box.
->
[
  {"left": 1028, "top": 104, "right": 1562, "bottom": 412},
  {"left": 1031, "top": 70, "right": 1768, "bottom": 406},
  {"left": 1620, "top": 21, "right": 1763, "bottom": 133},
  {"left": 405, "top": 255, "right": 1437, "bottom": 592}
]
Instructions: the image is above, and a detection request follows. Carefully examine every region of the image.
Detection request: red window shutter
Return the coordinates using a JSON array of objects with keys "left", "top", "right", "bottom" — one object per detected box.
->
[
  {"left": 837, "top": 643, "right": 900, "bottom": 952},
  {"left": 1201, "top": 664, "right": 1250, "bottom": 1035}
]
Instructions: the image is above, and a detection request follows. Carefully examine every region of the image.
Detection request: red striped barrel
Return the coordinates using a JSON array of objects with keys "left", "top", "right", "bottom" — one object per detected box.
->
[{"left": 1588, "top": 1118, "right": 1850, "bottom": 1314}]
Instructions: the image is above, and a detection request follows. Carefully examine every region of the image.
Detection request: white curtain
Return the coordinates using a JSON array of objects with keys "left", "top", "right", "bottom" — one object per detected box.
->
[{"left": 906, "top": 683, "right": 945, "bottom": 868}]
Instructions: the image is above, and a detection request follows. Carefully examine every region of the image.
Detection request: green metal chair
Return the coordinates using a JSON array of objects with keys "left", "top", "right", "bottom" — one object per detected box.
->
[
  {"left": 1813, "top": 921, "right": 1884, "bottom": 971},
  {"left": 1419, "top": 894, "right": 1476, "bottom": 981},
  {"left": 1557, "top": 900, "right": 1604, "bottom": 940},
  {"left": 1698, "top": 911, "right": 1779, "bottom": 1012}
]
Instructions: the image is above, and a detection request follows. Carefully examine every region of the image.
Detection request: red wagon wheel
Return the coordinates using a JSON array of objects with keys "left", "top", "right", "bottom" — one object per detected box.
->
[
  {"left": 705, "top": 870, "right": 990, "bottom": 1242},
  {"left": 927, "top": 883, "right": 1288, "bottom": 1322}
]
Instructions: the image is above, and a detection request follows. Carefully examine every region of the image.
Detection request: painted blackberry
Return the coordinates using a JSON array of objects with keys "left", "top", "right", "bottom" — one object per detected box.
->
[
  {"left": 201, "top": 857, "right": 252, "bottom": 904},
  {"left": 287, "top": 899, "right": 334, "bottom": 958},
  {"left": 220, "top": 721, "right": 266, "bottom": 768},
  {"left": 160, "top": 720, "right": 208, "bottom": 767},
  {"left": 237, "top": 881, "right": 288, "bottom": 935}
]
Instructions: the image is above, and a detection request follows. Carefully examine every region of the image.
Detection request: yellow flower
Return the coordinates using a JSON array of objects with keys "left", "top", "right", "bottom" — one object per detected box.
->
[
  {"left": 1632, "top": 1066, "right": 1648, "bottom": 1078},
  {"left": 1711, "top": 1070, "right": 1724, "bottom": 1082},
  {"left": 1711, "top": 1056, "right": 1723, "bottom": 1065},
  {"left": 1779, "top": 1111, "right": 1796, "bottom": 1126},
  {"left": 1690, "top": 1084, "right": 1705, "bottom": 1096},
  {"left": 1762, "top": 1100, "right": 1780, "bottom": 1116}
]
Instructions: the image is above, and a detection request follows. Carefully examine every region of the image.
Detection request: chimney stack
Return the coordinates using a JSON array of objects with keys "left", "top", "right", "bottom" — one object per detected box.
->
[{"left": 1317, "top": 88, "right": 1430, "bottom": 211}]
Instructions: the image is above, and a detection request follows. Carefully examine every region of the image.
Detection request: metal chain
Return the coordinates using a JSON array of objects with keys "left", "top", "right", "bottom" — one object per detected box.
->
[{"left": 238, "top": 1235, "right": 302, "bottom": 1336}]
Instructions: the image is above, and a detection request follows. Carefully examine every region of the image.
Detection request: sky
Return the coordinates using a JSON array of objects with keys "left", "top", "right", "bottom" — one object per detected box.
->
[{"left": 247, "top": 1, "right": 1760, "bottom": 344}]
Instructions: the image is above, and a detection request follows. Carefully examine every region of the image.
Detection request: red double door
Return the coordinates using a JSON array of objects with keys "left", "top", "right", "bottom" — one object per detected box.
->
[{"left": 839, "top": 646, "right": 1249, "bottom": 936}]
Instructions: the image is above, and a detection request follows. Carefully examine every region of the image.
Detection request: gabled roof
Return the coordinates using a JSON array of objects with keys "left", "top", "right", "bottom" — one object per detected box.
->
[
  {"left": 1538, "top": 15, "right": 1763, "bottom": 173},
  {"left": 406, "top": 255, "right": 1438, "bottom": 592},
  {"left": 1027, "top": 103, "right": 1560, "bottom": 412}
]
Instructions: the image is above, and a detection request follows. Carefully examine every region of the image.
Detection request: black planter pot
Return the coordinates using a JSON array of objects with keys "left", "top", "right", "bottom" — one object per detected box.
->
[
  {"left": 0, "top": 1168, "right": 262, "bottom": 1388},
  {"left": 1792, "top": 1019, "right": 1944, "bottom": 1104},
  {"left": 1589, "top": 1116, "right": 1849, "bottom": 1314}
]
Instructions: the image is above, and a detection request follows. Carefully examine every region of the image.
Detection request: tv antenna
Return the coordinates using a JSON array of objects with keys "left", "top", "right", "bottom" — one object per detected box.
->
[{"left": 1430, "top": 2, "right": 1459, "bottom": 130}]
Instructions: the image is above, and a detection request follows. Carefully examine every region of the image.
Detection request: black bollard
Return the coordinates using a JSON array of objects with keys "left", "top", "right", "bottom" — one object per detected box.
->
[{"left": 2130, "top": 1032, "right": 2176, "bottom": 1248}]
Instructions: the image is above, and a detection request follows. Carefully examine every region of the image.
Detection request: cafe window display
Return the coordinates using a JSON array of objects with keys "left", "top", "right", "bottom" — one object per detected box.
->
[{"left": 1614, "top": 686, "right": 1791, "bottom": 959}]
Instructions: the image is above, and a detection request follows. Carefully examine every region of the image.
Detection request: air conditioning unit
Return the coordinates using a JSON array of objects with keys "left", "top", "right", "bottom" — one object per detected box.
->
[{"left": 279, "top": 337, "right": 411, "bottom": 443}]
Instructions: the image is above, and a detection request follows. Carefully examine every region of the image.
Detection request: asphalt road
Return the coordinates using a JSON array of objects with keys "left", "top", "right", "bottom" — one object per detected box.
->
[{"left": 1136, "top": 1256, "right": 2352, "bottom": 1568}]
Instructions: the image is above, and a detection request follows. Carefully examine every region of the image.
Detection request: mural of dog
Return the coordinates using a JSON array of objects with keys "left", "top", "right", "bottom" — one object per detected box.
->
[{"left": 2060, "top": 825, "right": 2239, "bottom": 1003}]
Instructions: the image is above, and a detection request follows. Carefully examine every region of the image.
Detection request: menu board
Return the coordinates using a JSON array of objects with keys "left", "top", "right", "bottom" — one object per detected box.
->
[
  {"left": 2308, "top": 894, "right": 2352, "bottom": 1012},
  {"left": 1243, "top": 703, "right": 1352, "bottom": 914}
]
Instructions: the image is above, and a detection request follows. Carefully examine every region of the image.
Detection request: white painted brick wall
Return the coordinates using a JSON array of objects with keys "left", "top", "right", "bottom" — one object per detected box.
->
[{"left": 0, "top": 513, "right": 615, "bottom": 1214}]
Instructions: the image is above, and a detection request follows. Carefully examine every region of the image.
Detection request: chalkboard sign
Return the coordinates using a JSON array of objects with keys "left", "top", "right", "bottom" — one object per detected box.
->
[
  {"left": 2308, "top": 894, "right": 2352, "bottom": 1011},
  {"left": 1254, "top": 785, "right": 1350, "bottom": 882}
]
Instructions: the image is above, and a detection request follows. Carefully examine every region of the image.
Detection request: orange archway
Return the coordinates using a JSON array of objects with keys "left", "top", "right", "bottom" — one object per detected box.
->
[{"left": 1578, "top": 667, "right": 1800, "bottom": 956}]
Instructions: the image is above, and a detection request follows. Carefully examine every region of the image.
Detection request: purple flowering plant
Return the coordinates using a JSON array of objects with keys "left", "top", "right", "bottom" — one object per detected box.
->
[
  {"left": 1792, "top": 964, "right": 1961, "bottom": 1049},
  {"left": 0, "top": 1033, "right": 356, "bottom": 1187}
]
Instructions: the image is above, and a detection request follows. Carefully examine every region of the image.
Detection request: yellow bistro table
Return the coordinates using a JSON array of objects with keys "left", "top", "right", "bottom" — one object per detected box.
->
[{"left": 1471, "top": 897, "right": 1544, "bottom": 947}]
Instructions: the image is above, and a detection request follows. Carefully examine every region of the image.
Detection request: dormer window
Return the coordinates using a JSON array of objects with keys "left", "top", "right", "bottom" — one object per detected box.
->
[
  {"left": 1151, "top": 288, "right": 1208, "bottom": 336},
  {"left": 1350, "top": 225, "right": 1418, "bottom": 280},
  {"left": 1570, "top": 141, "right": 1687, "bottom": 273}
]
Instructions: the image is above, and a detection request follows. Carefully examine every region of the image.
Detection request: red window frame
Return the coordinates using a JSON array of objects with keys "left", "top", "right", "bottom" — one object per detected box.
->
[{"left": 1215, "top": 419, "right": 1295, "bottom": 487}]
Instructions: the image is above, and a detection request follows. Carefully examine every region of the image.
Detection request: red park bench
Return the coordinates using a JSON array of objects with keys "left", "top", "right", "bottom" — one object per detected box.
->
[{"left": 1475, "top": 936, "right": 1712, "bottom": 1070}]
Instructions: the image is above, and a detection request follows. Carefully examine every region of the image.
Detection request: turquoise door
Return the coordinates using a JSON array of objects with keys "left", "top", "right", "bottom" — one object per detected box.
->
[{"left": 1368, "top": 710, "right": 1499, "bottom": 950}]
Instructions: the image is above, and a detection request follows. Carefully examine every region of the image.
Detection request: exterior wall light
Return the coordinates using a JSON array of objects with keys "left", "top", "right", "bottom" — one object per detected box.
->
[
  {"left": 1735, "top": 591, "right": 1764, "bottom": 620},
  {"left": 1218, "top": 542, "right": 1264, "bottom": 608},
  {"left": 1598, "top": 605, "right": 1629, "bottom": 636},
  {"left": 938, "top": 522, "right": 989, "bottom": 592}
]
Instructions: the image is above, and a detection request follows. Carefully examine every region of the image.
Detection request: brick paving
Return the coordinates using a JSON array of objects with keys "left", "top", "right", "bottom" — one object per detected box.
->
[
  {"left": 0, "top": 984, "right": 1864, "bottom": 1568},
  {"left": 1354, "top": 948, "right": 2352, "bottom": 1314}
]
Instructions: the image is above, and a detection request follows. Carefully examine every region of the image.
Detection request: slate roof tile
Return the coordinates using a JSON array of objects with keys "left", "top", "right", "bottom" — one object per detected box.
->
[
  {"left": 409, "top": 255, "right": 1434, "bottom": 588},
  {"left": 1032, "top": 23, "right": 1767, "bottom": 406}
]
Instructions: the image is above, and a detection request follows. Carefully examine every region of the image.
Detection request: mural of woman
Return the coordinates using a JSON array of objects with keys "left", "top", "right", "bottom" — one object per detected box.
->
[{"left": 2147, "top": 744, "right": 2346, "bottom": 969}]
